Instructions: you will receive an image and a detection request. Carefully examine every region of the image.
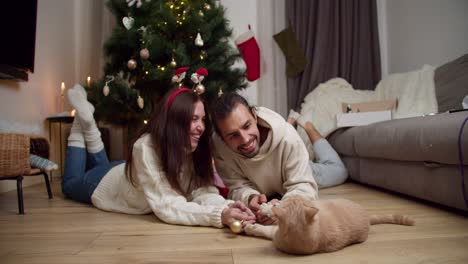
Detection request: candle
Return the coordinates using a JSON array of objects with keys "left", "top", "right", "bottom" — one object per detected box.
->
[
  {"left": 87, "top": 76, "right": 91, "bottom": 86},
  {"left": 70, "top": 109, "right": 76, "bottom": 117},
  {"left": 60, "top": 82, "right": 66, "bottom": 96}
]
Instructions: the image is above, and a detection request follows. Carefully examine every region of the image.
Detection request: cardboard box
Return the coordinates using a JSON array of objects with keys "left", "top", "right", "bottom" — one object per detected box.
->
[
  {"left": 341, "top": 99, "right": 397, "bottom": 113},
  {"left": 336, "top": 110, "right": 392, "bottom": 128}
]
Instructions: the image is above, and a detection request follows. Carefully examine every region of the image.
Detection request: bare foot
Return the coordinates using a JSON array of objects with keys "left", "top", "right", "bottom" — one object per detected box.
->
[{"left": 299, "top": 122, "right": 322, "bottom": 143}]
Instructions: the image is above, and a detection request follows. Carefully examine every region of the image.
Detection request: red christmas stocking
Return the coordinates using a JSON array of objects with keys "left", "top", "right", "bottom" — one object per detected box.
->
[{"left": 235, "top": 27, "right": 260, "bottom": 82}]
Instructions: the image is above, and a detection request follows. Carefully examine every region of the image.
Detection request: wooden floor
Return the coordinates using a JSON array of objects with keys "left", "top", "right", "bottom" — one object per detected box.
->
[{"left": 1, "top": 180, "right": 467, "bottom": 264}]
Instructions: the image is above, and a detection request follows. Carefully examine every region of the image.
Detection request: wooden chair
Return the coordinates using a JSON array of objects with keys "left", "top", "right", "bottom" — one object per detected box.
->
[{"left": 0, "top": 133, "right": 53, "bottom": 214}]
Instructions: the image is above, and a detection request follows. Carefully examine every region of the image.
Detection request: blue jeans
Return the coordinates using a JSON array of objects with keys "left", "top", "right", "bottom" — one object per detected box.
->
[{"left": 62, "top": 146, "right": 125, "bottom": 204}]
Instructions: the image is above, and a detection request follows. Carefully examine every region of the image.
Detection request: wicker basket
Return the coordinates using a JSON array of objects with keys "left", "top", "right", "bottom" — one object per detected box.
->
[{"left": 0, "top": 133, "right": 31, "bottom": 178}]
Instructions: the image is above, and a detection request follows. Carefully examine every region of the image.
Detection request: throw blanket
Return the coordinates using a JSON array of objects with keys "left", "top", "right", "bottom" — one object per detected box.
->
[{"left": 297, "top": 65, "right": 437, "bottom": 161}]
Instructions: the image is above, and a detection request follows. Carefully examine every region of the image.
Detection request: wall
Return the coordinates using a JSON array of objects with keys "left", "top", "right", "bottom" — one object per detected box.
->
[
  {"left": 220, "top": 0, "right": 258, "bottom": 105},
  {"left": 379, "top": 0, "right": 468, "bottom": 75},
  {"left": 0, "top": 0, "right": 105, "bottom": 192}
]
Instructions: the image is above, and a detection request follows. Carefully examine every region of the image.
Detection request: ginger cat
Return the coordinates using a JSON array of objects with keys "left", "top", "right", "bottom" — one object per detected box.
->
[{"left": 244, "top": 195, "right": 415, "bottom": 255}]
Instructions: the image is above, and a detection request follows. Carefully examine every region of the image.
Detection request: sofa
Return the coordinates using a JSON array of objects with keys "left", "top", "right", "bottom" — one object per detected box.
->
[
  {"left": 298, "top": 54, "right": 468, "bottom": 212},
  {"left": 328, "top": 111, "right": 468, "bottom": 212}
]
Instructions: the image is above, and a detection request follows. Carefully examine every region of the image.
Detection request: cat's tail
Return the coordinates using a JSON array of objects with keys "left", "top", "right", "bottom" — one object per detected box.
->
[{"left": 369, "top": 215, "right": 415, "bottom": 226}]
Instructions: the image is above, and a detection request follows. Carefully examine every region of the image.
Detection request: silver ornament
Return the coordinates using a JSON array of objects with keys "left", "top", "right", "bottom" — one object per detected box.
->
[
  {"left": 140, "top": 48, "right": 150, "bottom": 60},
  {"left": 103, "top": 84, "right": 110, "bottom": 96},
  {"left": 195, "top": 33, "right": 204, "bottom": 47},
  {"left": 137, "top": 95, "right": 144, "bottom": 109},
  {"left": 122, "top": 16, "right": 134, "bottom": 30}
]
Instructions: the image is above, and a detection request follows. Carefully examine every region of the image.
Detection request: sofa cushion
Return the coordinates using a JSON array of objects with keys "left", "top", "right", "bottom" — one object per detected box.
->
[
  {"left": 328, "top": 111, "right": 468, "bottom": 165},
  {"left": 434, "top": 53, "right": 468, "bottom": 112}
]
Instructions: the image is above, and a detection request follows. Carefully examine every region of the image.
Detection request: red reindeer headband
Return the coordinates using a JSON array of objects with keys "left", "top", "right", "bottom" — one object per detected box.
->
[{"left": 167, "top": 67, "right": 208, "bottom": 110}]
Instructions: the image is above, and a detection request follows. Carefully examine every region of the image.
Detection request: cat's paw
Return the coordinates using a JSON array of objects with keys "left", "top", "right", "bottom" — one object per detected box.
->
[
  {"left": 259, "top": 203, "right": 273, "bottom": 217},
  {"left": 244, "top": 223, "right": 262, "bottom": 237},
  {"left": 244, "top": 223, "right": 276, "bottom": 240}
]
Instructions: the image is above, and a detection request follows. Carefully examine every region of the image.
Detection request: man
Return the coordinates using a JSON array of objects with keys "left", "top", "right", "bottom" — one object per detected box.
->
[{"left": 211, "top": 93, "right": 319, "bottom": 224}]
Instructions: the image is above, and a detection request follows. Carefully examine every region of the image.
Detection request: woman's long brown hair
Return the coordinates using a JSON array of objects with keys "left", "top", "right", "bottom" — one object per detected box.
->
[{"left": 125, "top": 88, "right": 214, "bottom": 194}]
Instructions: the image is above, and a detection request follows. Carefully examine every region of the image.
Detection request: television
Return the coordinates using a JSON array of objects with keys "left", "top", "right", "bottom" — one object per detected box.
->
[{"left": 0, "top": 0, "right": 38, "bottom": 81}]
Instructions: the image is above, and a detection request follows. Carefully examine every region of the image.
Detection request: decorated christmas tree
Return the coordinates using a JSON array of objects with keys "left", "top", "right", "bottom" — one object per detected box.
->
[{"left": 87, "top": 0, "right": 247, "bottom": 128}]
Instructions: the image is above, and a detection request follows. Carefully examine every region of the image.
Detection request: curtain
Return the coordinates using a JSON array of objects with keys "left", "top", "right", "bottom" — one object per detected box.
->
[{"left": 286, "top": 0, "right": 381, "bottom": 111}]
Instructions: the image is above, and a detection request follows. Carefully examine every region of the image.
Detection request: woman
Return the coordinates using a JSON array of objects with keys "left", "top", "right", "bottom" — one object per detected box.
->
[
  {"left": 62, "top": 84, "right": 255, "bottom": 228},
  {"left": 287, "top": 110, "right": 348, "bottom": 188}
]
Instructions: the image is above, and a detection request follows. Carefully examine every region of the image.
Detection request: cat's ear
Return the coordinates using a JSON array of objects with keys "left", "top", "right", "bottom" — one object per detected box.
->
[{"left": 304, "top": 206, "right": 319, "bottom": 223}]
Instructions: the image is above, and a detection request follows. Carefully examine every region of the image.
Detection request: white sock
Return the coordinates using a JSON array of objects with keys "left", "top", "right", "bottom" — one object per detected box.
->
[
  {"left": 67, "top": 84, "right": 103, "bottom": 153},
  {"left": 288, "top": 109, "right": 301, "bottom": 121},
  {"left": 67, "top": 118, "right": 85, "bottom": 148}
]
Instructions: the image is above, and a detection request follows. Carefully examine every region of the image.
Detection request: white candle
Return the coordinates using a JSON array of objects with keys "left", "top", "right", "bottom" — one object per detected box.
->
[{"left": 60, "top": 82, "right": 66, "bottom": 96}]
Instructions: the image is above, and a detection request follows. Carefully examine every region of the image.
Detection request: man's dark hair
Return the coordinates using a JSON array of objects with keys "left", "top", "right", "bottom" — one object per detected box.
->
[{"left": 211, "top": 92, "right": 255, "bottom": 136}]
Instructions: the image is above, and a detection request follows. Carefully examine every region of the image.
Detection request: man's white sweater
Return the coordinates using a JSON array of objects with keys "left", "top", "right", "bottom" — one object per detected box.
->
[
  {"left": 91, "top": 134, "right": 232, "bottom": 228},
  {"left": 213, "top": 107, "right": 319, "bottom": 205}
]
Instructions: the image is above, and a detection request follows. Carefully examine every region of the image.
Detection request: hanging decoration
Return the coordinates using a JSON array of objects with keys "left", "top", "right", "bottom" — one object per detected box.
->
[
  {"left": 195, "top": 32, "right": 204, "bottom": 47},
  {"left": 103, "top": 76, "right": 115, "bottom": 96},
  {"left": 218, "top": 86, "right": 223, "bottom": 97},
  {"left": 171, "top": 66, "right": 190, "bottom": 84},
  {"left": 170, "top": 57, "right": 177, "bottom": 68},
  {"left": 140, "top": 48, "right": 150, "bottom": 60},
  {"left": 127, "top": 58, "right": 137, "bottom": 70},
  {"left": 122, "top": 16, "right": 134, "bottom": 30},
  {"left": 191, "top": 67, "right": 208, "bottom": 95},
  {"left": 137, "top": 95, "right": 144, "bottom": 109},
  {"left": 126, "top": 0, "right": 150, "bottom": 8}
]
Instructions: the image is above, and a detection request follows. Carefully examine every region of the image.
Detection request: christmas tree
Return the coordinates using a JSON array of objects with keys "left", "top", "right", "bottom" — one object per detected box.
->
[{"left": 87, "top": 0, "right": 247, "bottom": 128}]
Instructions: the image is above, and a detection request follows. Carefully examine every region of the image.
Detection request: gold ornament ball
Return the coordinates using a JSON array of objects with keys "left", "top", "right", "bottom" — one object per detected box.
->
[
  {"left": 140, "top": 48, "right": 150, "bottom": 60},
  {"left": 195, "top": 84, "right": 205, "bottom": 95},
  {"left": 127, "top": 59, "right": 137, "bottom": 70},
  {"left": 170, "top": 58, "right": 177, "bottom": 68},
  {"left": 229, "top": 220, "right": 242, "bottom": 234}
]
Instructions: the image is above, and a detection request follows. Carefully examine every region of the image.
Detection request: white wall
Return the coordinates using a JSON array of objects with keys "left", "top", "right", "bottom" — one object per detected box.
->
[
  {"left": 379, "top": 0, "right": 468, "bottom": 75},
  {"left": 220, "top": 0, "right": 259, "bottom": 105},
  {"left": 0, "top": 0, "right": 104, "bottom": 192}
]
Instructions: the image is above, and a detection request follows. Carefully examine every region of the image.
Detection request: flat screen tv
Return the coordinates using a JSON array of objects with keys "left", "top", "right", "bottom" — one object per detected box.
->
[{"left": 0, "top": 0, "right": 38, "bottom": 81}]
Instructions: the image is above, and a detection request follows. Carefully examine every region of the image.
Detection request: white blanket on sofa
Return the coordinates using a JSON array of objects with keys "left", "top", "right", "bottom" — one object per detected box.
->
[{"left": 297, "top": 65, "right": 438, "bottom": 160}]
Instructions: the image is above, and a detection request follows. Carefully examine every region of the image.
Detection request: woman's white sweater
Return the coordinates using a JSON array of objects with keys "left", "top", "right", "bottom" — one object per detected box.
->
[{"left": 91, "top": 134, "right": 232, "bottom": 228}]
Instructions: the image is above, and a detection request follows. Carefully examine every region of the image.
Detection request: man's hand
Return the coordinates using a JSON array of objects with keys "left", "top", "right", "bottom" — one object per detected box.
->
[
  {"left": 254, "top": 198, "right": 280, "bottom": 225},
  {"left": 221, "top": 202, "right": 256, "bottom": 226},
  {"left": 248, "top": 194, "right": 267, "bottom": 212}
]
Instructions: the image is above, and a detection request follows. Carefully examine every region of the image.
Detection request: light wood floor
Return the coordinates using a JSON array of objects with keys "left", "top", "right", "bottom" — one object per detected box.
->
[{"left": 1, "top": 180, "right": 467, "bottom": 264}]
